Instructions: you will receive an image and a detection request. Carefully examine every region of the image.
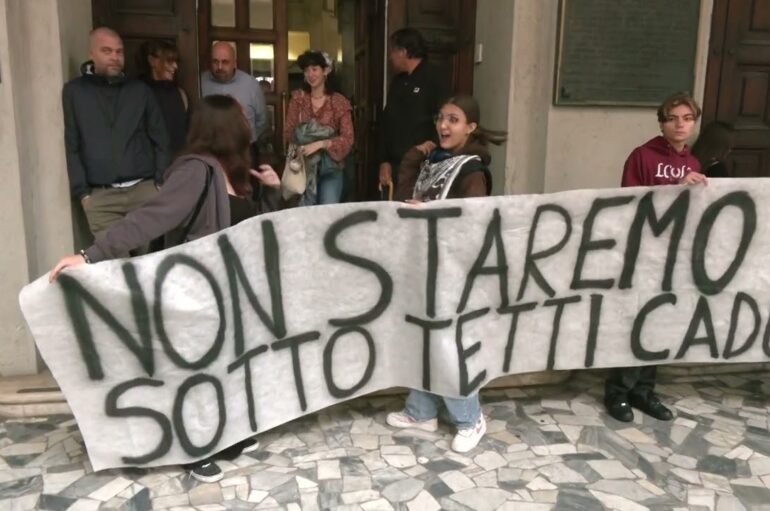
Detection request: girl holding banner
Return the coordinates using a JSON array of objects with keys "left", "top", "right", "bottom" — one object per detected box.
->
[
  {"left": 388, "top": 95, "right": 506, "bottom": 452},
  {"left": 49, "top": 94, "right": 281, "bottom": 483}
]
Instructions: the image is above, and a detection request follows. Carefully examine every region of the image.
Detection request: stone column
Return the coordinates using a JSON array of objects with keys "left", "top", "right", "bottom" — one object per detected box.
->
[{"left": 0, "top": 0, "right": 91, "bottom": 376}]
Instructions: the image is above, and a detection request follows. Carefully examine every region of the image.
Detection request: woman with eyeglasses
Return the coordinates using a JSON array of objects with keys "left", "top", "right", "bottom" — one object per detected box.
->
[
  {"left": 136, "top": 40, "right": 189, "bottom": 156},
  {"left": 389, "top": 94, "right": 506, "bottom": 453}
]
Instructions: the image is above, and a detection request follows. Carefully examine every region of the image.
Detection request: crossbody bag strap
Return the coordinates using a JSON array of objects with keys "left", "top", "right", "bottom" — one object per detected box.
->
[{"left": 180, "top": 163, "right": 214, "bottom": 242}]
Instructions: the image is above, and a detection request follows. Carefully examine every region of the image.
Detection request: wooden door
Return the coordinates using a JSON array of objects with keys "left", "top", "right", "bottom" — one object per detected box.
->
[
  {"left": 387, "top": 0, "right": 477, "bottom": 94},
  {"left": 353, "top": 0, "right": 386, "bottom": 200},
  {"left": 198, "top": 0, "right": 288, "bottom": 165},
  {"left": 92, "top": 0, "right": 198, "bottom": 99},
  {"left": 703, "top": 0, "right": 770, "bottom": 177}
]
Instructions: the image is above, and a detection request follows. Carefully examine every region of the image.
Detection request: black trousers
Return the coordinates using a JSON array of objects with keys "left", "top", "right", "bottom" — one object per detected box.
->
[{"left": 605, "top": 365, "right": 657, "bottom": 402}]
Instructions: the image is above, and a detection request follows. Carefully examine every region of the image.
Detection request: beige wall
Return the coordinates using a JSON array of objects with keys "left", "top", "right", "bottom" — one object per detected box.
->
[
  {"left": 543, "top": 0, "right": 714, "bottom": 192},
  {"left": 472, "top": 0, "right": 514, "bottom": 195},
  {"left": 0, "top": 0, "right": 35, "bottom": 376},
  {"left": 478, "top": 0, "right": 715, "bottom": 195},
  {"left": 0, "top": 0, "right": 90, "bottom": 376}
]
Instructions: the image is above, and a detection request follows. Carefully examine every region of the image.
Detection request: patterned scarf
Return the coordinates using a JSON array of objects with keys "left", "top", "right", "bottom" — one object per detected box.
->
[{"left": 412, "top": 154, "right": 481, "bottom": 201}]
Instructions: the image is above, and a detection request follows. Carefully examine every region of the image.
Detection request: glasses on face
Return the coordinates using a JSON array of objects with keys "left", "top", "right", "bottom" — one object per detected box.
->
[{"left": 434, "top": 113, "right": 463, "bottom": 125}]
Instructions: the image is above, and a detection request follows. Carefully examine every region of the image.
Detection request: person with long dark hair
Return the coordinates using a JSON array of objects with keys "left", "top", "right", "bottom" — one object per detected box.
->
[
  {"left": 50, "top": 94, "right": 278, "bottom": 273},
  {"left": 49, "top": 95, "right": 280, "bottom": 482},
  {"left": 388, "top": 94, "right": 506, "bottom": 453},
  {"left": 691, "top": 121, "right": 734, "bottom": 178},
  {"left": 136, "top": 40, "right": 189, "bottom": 156},
  {"left": 284, "top": 49, "right": 354, "bottom": 205}
]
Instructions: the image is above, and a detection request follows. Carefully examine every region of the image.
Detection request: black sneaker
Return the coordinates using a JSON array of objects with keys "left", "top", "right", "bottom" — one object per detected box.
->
[
  {"left": 239, "top": 438, "right": 259, "bottom": 454},
  {"left": 188, "top": 460, "right": 223, "bottom": 483},
  {"left": 218, "top": 438, "right": 261, "bottom": 460}
]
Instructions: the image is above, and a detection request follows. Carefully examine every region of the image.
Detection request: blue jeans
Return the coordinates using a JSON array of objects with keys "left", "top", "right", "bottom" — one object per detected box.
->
[
  {"left": 317, "top": 169, "right": 344, "bottom": 204},
  {"left": 405, "top": 389, "right": 481, "bottom": 429}
]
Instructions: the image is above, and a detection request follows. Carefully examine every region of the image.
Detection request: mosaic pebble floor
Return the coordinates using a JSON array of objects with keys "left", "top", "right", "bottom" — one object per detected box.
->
[{"left": 2, "top": 369, "right": 770, "bottom": 510}]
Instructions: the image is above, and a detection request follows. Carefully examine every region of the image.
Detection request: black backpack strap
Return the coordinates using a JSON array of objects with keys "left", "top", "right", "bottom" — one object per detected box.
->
[{"left": 180, "top": 163, "right": 214, "bottom": 242}]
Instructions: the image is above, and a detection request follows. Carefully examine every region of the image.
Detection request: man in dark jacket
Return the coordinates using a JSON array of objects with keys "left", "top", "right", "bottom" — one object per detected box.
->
[
  {"left": 63, "top": 27, "right": 170, "bottom": 244},
  {"left": 377, "top": 28, "right": 449, "bottom": 193}
]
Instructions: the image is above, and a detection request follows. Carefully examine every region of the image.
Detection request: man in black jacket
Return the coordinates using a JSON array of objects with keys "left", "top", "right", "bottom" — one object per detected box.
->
[
  {"left": 377, "top": 28, "right": 449, "bottom": 194},
  {"left": 63, "top": 27, "right": 169, "bottom": 246}
]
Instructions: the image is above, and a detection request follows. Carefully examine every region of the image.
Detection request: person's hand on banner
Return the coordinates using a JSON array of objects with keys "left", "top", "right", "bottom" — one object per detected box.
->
[
  {"left": 680, "top": 172, "right": 708, "bottom": 186},
  {"left": 251, "top": 165, "right": 281, "bottom": 188},
  {"left": 49, "top": 254, "right": 87, "bottom": 282}
]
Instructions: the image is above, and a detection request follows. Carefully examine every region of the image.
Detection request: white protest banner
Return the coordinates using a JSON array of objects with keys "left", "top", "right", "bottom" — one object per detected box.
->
[{"left": 19, "top": 180, "right": 770, "bottom": 470}]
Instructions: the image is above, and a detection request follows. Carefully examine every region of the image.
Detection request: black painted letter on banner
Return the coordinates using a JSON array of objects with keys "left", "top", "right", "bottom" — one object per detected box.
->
[
  {"left": 173, "top": 374, "right": 226, "bottom": 457},
  {"left": 323, "top": 326, "right": 376, "bottom": 398},
  {"left": 105, "top": 378, "right": 171, "bottom": 464},
  {"left": 572, "top": 196, "right": 634, "bottom": 290},
  {"left": 154, "top": 255, "right": 226, "bottom": 370},
  {"left": 691, "top": 192, "right": 756, "bottom": 295},
  {"left": 324, "top": 211, "right": 393, "bottom": 326},
  {"left": 398, "top": 207, "right": 462, "bottom": 317},
  {"left": 517, "top": 204, "right": 572, "bottom": 300}
]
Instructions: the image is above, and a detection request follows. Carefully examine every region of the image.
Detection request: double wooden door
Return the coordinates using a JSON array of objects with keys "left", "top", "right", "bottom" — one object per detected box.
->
[
  {"left": 91, "top": 0, "right": 476, "bottom": 199},
  {"left": 704, "top": 0, "right": 770, "bottom": 177},
  {"left": 92, "top": 0, "right": 198, "bottom": 99}
]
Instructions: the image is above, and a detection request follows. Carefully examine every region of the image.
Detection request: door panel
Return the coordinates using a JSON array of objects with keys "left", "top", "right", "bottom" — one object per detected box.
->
[
  {"left": 92, "top": 0, "right": 198, "bottom": 98},
  {"left": 387, "top": 0, "right": 476, "bottom": 94},
  {"left": 703, "top": 0, "right": 770, "bottom": 177},
  {"left": 353, "top": 0, "right": 385, "bottom": 200}
]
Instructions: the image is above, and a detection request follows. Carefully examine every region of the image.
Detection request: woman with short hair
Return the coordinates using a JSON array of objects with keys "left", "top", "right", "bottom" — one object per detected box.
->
[{"left": 284, "top": 49, "right": 354, "bottom": 205}]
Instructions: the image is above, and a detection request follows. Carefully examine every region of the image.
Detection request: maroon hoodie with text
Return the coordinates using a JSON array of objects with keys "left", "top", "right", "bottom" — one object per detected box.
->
[{"left": 621, "top": 135, "right": 701, "bottom": 187}]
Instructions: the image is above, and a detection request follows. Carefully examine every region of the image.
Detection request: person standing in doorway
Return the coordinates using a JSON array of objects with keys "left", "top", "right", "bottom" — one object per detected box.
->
[
  {"left": 284, "top": 50, "right": 354, "bottom": 205},
  {"left": 201, "top": 41, "right": 267, "bottom": 165},
  {"left": 604, "top": 92, "right": 707, "bottom": 423},
  {"left": 136, "top": 40, "right": 190, "bottom": 157},
  {"left": 51, "top": 95, "right": 280, "bottom": 483},
  {"left": 377, "top": 28, "right": 449, "bottom": 194},
  {"left": 63, "top": 27, "right": 170, "bottom": 250},
  {"left": 691, "top": 121, "right": 734, "bottom": 178}
]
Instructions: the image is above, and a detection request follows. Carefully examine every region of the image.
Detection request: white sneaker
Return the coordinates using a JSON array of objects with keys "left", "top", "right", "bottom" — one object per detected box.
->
[
  {"left": 386, "top": 411, "right": 438, "bottom": 432},
  {"left": 451, "top": 415, "right": 486, "bottom": 453}
]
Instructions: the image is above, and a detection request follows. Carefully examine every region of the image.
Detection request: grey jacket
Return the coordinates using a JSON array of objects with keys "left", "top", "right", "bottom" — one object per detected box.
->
[{"left": 85, "top": 154, "right": 230, "bottom": 262}]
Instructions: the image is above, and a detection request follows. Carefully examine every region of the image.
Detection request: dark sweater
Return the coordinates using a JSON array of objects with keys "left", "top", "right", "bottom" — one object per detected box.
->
[
  {"left": 143, "top": 78, "right": 189, "bottom": 156},
  {"left": 378, "top": 60, "right": 449, "bottom": 167},
  {"left": 62, "top": 61, "right": 170, "bottom": 200}
]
